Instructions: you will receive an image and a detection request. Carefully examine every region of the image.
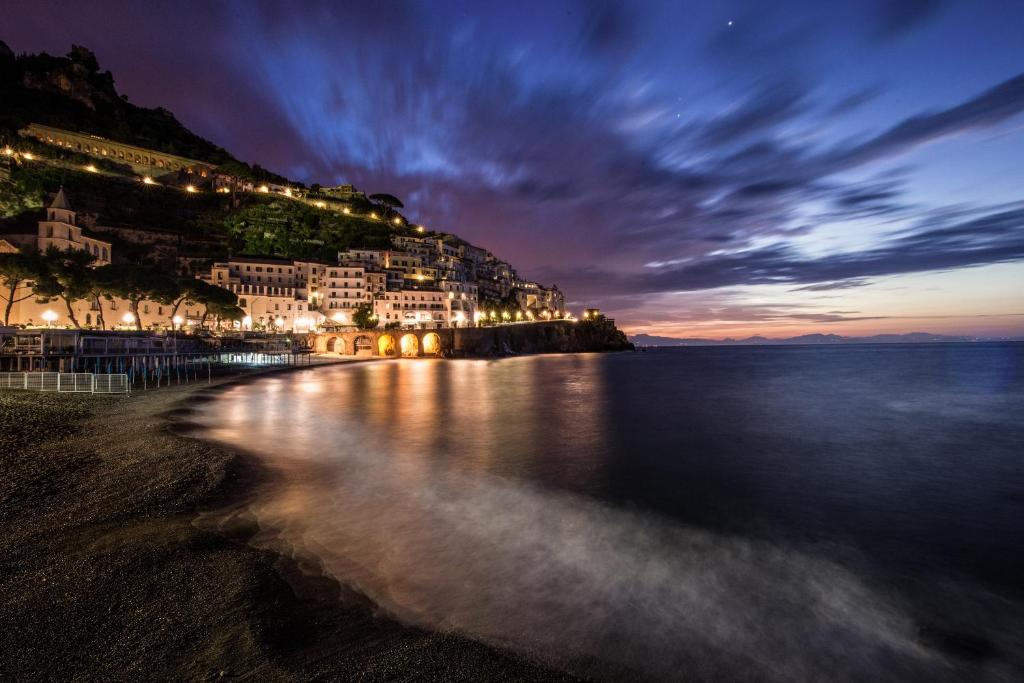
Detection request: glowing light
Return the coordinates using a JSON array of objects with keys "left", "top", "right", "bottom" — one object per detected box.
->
[
  {"left": 22, "top": 152, "right": 34, "bottom": 160},
  {"left": 502, "top": 311, "right": 511, "bottom": 320},
  {"left": 121, "top": 312, "right": 135, "bottom": 324},
  {"left": 342, "top": 207, "right": 351, "bottom": 214},
  {"left": 275, "top": 317, "right": 285, "bottom": 327},
  {"left": 392, "top": 217, "right": 401, "bottom": 225},
  {"left": 315, "top": 201, "right": 326, "bottom": 208},
  {"left": 284, "top": 188, "right": 292, "bottom": 197},
  {"left": 516, "top": 311, "right": 523, "bottom": 320},
  {"left": 142, "top": 176, "right": 155, "bottom": 185},
  {"left": 172, "top": 315, "right": 184, "bottom": 326},
  {"left": 242, "top": 315, "right": 253, "bottom": 327},
  {"left": 85, "top": 164, "right": 98, "bottom": 173},
  {"left": 1, "top": 147, "right": 12, "bottom": 156},
  {"left": 453, "top": 311, "right": 465, "bottom": 323},
  {"left": 41, "top": 310, "right": 58, "bottom": 323},
  {"left": 259, "top": 185, "right": 270, "bottom": 193},
  {"left": 417, "top": 225, "right": 426, "bottom": 233},
  {"left": 369, "top": 212, "right": 379, "bottom": 219},
  {"left": 218, "top": 187, "right": 230, "bottom": 193},
  {"left": 185, "top": 184, "right": 197, "bottom": 193},
  {"left": 332, "top": 312, "right": 346, "bottom": 322},
  {"left": 416, "top": 274, "right": 425, "bottom": 281}
]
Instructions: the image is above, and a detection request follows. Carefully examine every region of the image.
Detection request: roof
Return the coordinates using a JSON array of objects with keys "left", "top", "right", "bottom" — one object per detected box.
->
[
  {"left": 224, "top": 255, "right": 295, "bottom": 265},
  {"left": 50, "top": 187, "right": 73, "bottom": 211}
]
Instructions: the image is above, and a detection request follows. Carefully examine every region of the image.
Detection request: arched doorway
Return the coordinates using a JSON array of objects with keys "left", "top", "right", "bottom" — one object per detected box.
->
[
  {"left": 422, "top": 332, "right": 441, "bottom": 355},
  {"left": 400, "top": 334, "right": 419, "bottom": 357},
  {"left": 354, "top": 335, "right": 373, "bottom": 356},
  {"left": 325, "top": 336, "right": 343, "bottom": 354},
  {"left": 377, "top": 334, "right": 397, "bottom": 356}
]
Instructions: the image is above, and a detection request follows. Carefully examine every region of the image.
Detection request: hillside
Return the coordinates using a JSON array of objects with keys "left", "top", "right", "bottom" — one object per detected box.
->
[
  {"left": 0, "top": 41, "right": 290, "bottom": 185},
  {"left": 1, "top": 162, "right": 412, "bottom": 267},
  {"left": 0, "top": 41, "right": 428, "bottom": 268}
]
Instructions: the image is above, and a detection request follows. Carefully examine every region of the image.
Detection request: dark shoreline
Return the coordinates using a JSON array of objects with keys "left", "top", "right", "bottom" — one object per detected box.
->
[{"left": 0, "top": 362, "right": 581, "bottom": 681}]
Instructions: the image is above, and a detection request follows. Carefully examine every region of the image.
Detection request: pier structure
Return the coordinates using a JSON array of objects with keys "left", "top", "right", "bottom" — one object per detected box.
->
[{"left": 0, "top": 328, "right": 311, "bottom": 386}]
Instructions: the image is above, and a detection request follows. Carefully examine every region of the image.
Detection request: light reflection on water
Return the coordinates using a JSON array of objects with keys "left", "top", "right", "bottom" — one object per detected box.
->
[{"left": 191, "top": 349, "right": 1024, "bottom": 681}]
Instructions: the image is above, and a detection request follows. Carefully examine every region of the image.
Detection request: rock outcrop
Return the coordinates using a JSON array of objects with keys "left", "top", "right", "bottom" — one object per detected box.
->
[{"left": 452, "top": 320, "right": 634, "bottom": 357}]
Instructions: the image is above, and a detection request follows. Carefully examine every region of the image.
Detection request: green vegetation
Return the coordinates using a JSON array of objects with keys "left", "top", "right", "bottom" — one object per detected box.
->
[
  {"left": 352, "top": 302, "right": 377, "bottom": 330},
  {"left": 224, "top": 199, "right": 414, "bottom": 260}
]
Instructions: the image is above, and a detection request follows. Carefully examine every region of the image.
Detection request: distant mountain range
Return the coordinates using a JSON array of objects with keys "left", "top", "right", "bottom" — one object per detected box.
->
[{"left": 630, "top": 332, "right": 1021, "bottom": 346}]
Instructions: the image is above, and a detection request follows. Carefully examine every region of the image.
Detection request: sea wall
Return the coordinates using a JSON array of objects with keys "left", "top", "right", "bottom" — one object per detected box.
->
[{"left": 451, "top": 319, "right": 634, "bottom": 357}]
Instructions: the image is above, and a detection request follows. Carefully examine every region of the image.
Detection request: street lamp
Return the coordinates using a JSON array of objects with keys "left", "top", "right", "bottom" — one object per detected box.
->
[
  {"left": 172, "top": 315, "right": 184, "bottom": 329},
  {"left": 41, "top": 310, "right": 58, "bottom": 327}
]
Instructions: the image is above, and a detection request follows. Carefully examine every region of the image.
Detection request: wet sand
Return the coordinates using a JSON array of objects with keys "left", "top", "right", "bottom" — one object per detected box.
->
[{"left": 0, "top": 366, "right": 579, "bottom": 681}]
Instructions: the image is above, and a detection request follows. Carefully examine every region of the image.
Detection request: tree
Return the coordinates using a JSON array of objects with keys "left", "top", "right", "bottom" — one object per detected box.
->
[
  {"left": 205, "top": 301, "right": 245, "bottom": 329},
  {"left": 0, "top": 251, "right": 44, "bottom": 326},
  {"left": 368, "top": 193, "right": 404, "bottom": 218},
  {"left": 32, "top": 247, "right": 96, "bottom": 329},
  {"left": 166, "top": 277, "right": 221, "bottom": 330},
  {"left": 353, "top": 302, "right": 378, "bottom": 330},
  {"left": 194, "top": 283, "right": 239, "bottom": 329},
  {"left": 96, "top": 263, "right": 179, "bottom": 330}
]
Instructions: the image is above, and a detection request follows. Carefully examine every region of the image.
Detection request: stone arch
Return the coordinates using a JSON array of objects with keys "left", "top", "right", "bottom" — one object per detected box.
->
[
  {"left": 325, "top": 336, "right": 344, "bottom": 354},
  {"left": 354, "top": 335, "right": 374, "bottom": 356},
  {"left": 422, "top": 332, "right": 441, "bottom": 355},
  {"left": 377, "top": 334, "right": 397, "bottom": 356},
  {"left": 400, "top": 333, "right": 419, "bottom": 357}
]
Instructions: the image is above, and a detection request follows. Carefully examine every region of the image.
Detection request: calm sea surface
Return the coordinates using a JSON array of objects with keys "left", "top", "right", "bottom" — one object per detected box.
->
[{"left": 193, "top": 343, "right": 1024, "bottom": 681}]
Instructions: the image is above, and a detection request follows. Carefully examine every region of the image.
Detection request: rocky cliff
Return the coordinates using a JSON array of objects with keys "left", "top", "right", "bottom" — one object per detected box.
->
[{"left": 452, "top": 320, "right": 634, "bottom": 357}]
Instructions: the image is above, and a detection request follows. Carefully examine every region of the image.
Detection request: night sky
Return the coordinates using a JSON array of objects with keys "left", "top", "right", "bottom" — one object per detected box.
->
[{"left": 6, "top": 0, "right": 1024, "bottom": 338}]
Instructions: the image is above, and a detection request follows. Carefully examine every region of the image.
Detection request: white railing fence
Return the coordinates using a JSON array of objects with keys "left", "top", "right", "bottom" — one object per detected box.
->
[{"left": 0, "top": 372, "right": 130, "bottom": 394}]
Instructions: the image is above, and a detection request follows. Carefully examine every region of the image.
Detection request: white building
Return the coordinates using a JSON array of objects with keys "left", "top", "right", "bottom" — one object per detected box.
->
[
  {"left": 441, "top": 280, "right": 478, "bottom": 327},
  {"left": 373, "top": 289, "right": 449, "bottom": 328},
  {"left": 321, "top": 264, "right": 371, "bottom": 325},
  {"left": 28, "top": 188, "right": 112, "bottom": 264},
  {"left": 205, "top": 257, "right": 319, "bottom": 331}
]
